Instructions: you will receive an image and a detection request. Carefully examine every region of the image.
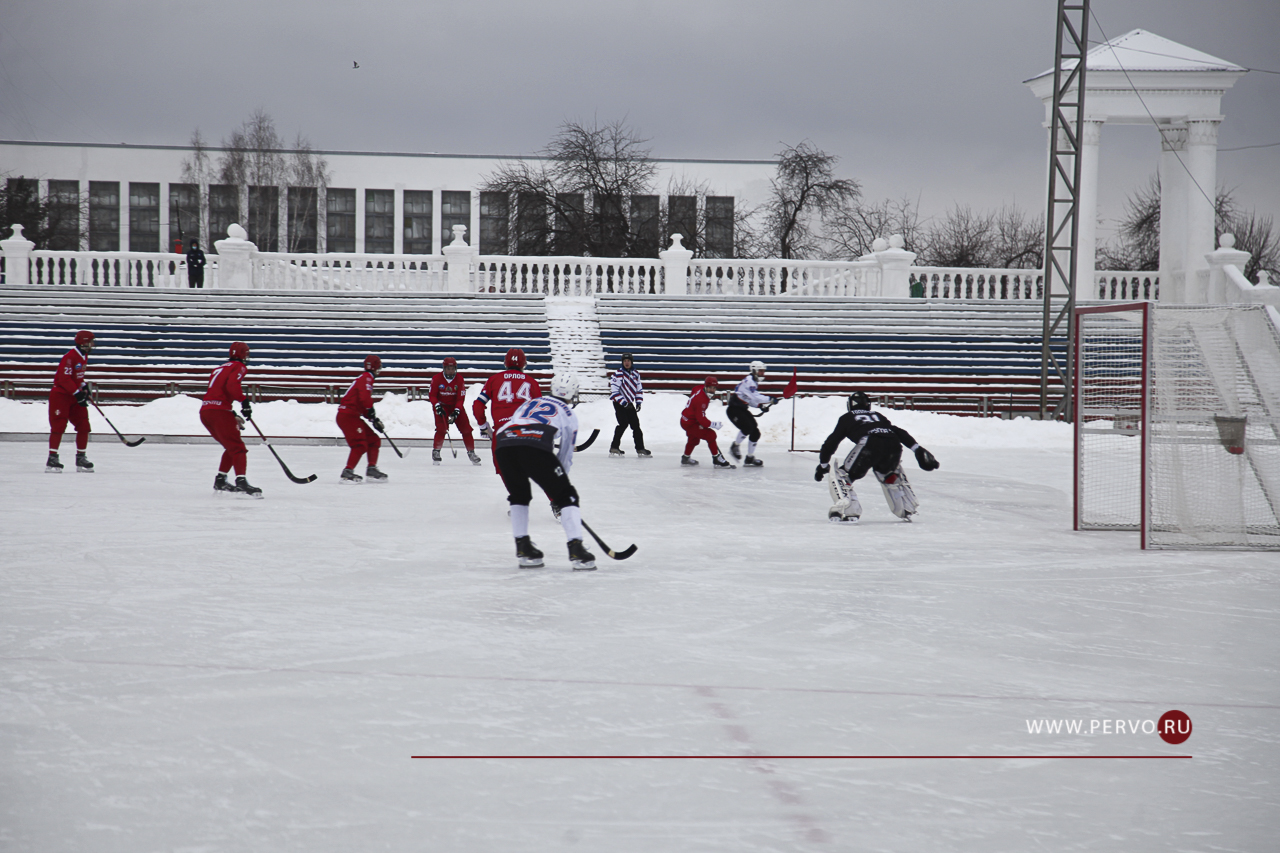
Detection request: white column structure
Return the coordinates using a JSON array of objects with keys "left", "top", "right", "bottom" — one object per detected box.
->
[{"left": 1026, "top": 29, "right": 1245, "bottom": 301}]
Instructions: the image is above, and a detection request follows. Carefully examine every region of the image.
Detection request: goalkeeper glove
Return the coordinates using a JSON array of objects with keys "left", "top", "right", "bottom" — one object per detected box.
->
[
  {"left": 914, "top": 446, "right": 939, "bottom": 471},
  {"left": 814, "top": 462, "right": 830, "bottom": 482}
]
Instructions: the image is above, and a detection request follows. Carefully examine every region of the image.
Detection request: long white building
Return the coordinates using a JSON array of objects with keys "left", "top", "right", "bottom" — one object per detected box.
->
[{"left": 0, "top": 139, "right": 775, "bottom": 257}]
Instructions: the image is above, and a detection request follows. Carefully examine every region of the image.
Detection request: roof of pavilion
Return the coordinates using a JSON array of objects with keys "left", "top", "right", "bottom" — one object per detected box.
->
[{"left": 1025, "top": 29, "right": 1246, "bottom": 83}]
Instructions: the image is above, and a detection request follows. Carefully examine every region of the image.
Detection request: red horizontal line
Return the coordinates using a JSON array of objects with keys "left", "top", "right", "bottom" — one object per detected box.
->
[{"left": 410, "top": 755, "right": 1192, "bottom": 760}]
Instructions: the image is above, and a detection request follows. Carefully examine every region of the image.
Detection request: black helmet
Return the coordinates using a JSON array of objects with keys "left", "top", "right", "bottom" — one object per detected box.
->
[
  {"left": 621, "top": 352, "right": 634, "bottom": 363},
  {"left": 847, "top": 391, "right": 871, "bottom": 412}
]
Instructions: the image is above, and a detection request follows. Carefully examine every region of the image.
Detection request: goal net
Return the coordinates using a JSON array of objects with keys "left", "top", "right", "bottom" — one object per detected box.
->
[{"left": 1076, "top": 303, "right": 1280, "bottom": 550}]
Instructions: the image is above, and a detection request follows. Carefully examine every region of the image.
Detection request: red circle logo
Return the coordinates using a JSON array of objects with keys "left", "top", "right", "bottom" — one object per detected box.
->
[{"left": 1157, "top": 710, "right": 1192, "bottom": 745}]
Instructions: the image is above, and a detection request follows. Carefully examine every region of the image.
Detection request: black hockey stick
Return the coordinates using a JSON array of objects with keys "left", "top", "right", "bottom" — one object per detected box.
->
[
  {"left": 581, "top": 520, "right": 636, "bottom": 560},
  {"left": 373, "top": 422, "right": 404, "bottom": 459},
  {"left": 89, "top": 400, "right": 146, "bottom": 446},
  {"left": 574, "top": 428, "right": 600, "bottom": 452},
  {"left": 246, "top": 417, "right": 317, "bottom": 483}
]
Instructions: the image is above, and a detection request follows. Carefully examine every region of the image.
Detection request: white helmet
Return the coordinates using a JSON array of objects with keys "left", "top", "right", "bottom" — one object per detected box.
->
[
  {"left": 750, "top": 360, "right": 766, "bottom": 377},
  {"left": 550, "top": 374, "right": 579, "bottom": 405}
]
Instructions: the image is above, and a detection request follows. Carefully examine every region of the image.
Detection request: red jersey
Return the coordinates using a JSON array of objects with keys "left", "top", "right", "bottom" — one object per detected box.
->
[
  {"left": 52, "top": 347, "right": 88, "bottom": 396},
  {"left": 681, "top": 385, "right": 714, "bottom": 429},
  {"left": 338, "top": 370, "right": 376, "bottom": 414},
  {"left": 472, "top": 370, "right": 541, "bottom": 429},
  {"left": 429, "top": 372, "right": 466, "bottom": 412},
  {"left": 202, "top": 360, "right": 248, "bottom": 410}
]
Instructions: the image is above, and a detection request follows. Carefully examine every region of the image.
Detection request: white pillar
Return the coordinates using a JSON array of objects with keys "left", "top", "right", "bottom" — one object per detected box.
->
[
  {"left": 874, "top": 234, "right": 918, "bottom": 298},
  {"left": 393, "top": 184, "right": 404, "bottom": 255},
  {"left": 354, "top": 188, "right": 366, "bottom": 253},
  {"left": 1077, "top": 121, "right": 1103, "bottom": 297},
  {"left": 659, "top": 234, "right": 693, "bottom": 295},
  {"left": 1, "top": 224, "right": 36, "bottom": 285},
  {"left": 1183, "top": 119, "right": 1221, "bottom": 295},
  {"left": 431, "top": 189, "right": 443, "bottom": 254},
  {"left": 1158, "top": 126, "right": 1188, "bottom": 301},
  {"left": 442, "top": 225, "right": 472, "bottom": 292},
  {"left": 213, "top": 223, "right": 256, "bottom": 290},
  {"left": 1205, "top": 232, "right": 1251, "bottom": 303}
]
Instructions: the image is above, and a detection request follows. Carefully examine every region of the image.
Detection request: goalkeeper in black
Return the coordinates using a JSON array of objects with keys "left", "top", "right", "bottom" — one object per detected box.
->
[{"left": 813, "top": 391, "right": 939, "bottom": 522}]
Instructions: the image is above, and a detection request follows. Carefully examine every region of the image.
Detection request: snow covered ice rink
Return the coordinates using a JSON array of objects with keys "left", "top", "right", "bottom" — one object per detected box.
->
[{"left": 1, "top": 393, "right": 1277, "bottom": 852}]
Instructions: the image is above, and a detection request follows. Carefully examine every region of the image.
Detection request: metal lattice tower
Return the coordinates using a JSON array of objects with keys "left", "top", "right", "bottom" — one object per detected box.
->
[{"left": 1039, "top": 0, "right": 1091, "bottom": 420}]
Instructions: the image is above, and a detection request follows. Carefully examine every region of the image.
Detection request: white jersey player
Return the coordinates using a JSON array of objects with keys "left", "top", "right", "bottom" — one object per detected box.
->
[
  {"left": 493, "top": 375, "right": 596, "bottom": 570},
  {"left": 726, "top": 360, "right": 774, "bottom": 466}
]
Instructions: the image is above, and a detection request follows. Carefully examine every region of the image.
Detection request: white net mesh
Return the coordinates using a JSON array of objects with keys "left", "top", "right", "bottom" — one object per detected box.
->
[
  {"left": 1146, "top": 305, "right": 1280, "bottom": 549},
  {"left": 1076, "top": 306, "right": 1146, "bottom": 530}
]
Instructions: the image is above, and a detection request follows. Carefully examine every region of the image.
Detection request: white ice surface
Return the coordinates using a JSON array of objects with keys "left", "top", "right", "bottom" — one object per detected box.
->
[{"left": 1, "top": 395, "right": 1277, "bottom": 852}]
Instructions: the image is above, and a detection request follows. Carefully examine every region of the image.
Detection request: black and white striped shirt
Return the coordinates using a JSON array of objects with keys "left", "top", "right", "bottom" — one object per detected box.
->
[{"left": 609, "top": 367, "right": 643, "bottom": 407}]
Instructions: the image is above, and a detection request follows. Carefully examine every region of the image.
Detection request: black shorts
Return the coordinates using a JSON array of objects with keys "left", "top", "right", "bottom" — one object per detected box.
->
[
  {"left": 494, "top": 444, "right": 579, "bottom": 509},
  {"left": 726, "top": 403, "right": 759, "bottom": 443},
  {"left": 843, "top": 432, "right": 903, "bottom": 481}
]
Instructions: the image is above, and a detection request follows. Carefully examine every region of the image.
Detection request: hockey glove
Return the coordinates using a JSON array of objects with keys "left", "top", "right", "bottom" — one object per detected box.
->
[
  {"left": 234, "top": 413, "right": 245, "bottom": 430},
  {"left": 371, "top": 417, "right": 385, "bottom": 433},
  {"left": 479, "top": 422, "right": 491, "bottom": 439},
  {"left": 914, "top": 446, "right": 939, "bottom": 471},
  {"left": 240, "top": 401, "right": 252, "bottom": 420},
  {"left": 73, "top": 387, "right": 90, "bottom": 406},
  {"left": 448, "top": 409, "right": 458, "bottom": 424},
  {"left": 759, "top": 398, "right": 774, "bottom": 414},
  {"left": 365, "top": 406, "right": 377, "bottom": 421},
  {"left": 815, "top": 462, "right": 830, "bottom": 482},
  {"left": 709, "top": 421, "right": 723, "bottom": 430},
  {"left": 635, "top": 401, "right": 642, "bottom": 412},
  {"left": 433, "top": 402, "right": 445, "bottom": 418}
]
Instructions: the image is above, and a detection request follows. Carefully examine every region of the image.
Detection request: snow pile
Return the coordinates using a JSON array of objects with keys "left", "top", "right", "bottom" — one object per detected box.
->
[{"left": 0, "top": 391, "right": 1071, "bottom": 449}]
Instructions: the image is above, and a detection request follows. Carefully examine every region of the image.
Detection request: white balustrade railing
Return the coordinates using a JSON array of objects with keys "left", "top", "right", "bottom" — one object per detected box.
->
[
  {"left": 474, "top": 256, "right": 663, "bottom": 296},
  {"left": 1093, "top": 270, "right": 1159, "bottom": 301},
  {"left": 26, "top": 250, "right": 215, "bottom": 289},
  {"left": 910, "top": 267, "right": 1045, "bottom": 300},
  {"left": 252, "top": 252, "right": 447, "bottom": 292},
  {"left": 690, "top": 259, "right": 881, "bottom": 297}
]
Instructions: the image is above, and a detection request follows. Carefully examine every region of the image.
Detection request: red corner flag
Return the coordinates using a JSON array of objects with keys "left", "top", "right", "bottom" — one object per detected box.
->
[{"left": 782, "top": 368, "right": 798, "bottom": 399}]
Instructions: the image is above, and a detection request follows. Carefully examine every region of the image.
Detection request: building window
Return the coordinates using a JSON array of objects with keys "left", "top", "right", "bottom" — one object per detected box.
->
[
  {"left": 365, "top": 189, "right": 393, "bottom": 253},
  {"left": 47, "top": 180, "right": 80, "bottom": 251},
  {"left": 555, "top": 193, "right": 585, "bottom": 255},
  {"left": 479, "top": 192, "right": 509, "bottom": 254},
  {"left": 326, "top": 188, "right": 355, "bottom": 252},
  {"left": 440, "top": 190, "right": 470, "bottom": 248},
  {"left": 667, "top": 195, "right": 698, "bottom": 255},
  {"left": 247, "top": 186, "right": 279, "bottom": 251},
  {"left": 287, "top": 187, "right": 318, "bottom": 253},
  {"left": 516, "top": 192, "right": 548, "bottom": 255},
  {"left": 170, "top": 183, "right": 200, "bottom": 252},
  {"left": 705, "top": 196, "right": 734, "bottom": 258},
  {"left": 403, "top": 190, "right": 432, "bottom": 254},
  {"left": 128, "top": 183, "right": 160, "bottom": 253},
  {"left": 207, "top": 185, "right": 238, "bottom": 252},
  {"left": 629, "top": 195, "right": 659, "bottom": 257},
  {"left": 88, "top": 181, "right": 120, "bottom": 252}
]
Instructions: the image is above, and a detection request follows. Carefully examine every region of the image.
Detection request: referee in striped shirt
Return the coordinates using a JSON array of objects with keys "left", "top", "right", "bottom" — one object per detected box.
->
[{"left": 608, "top": 352, "right": 650, "bottom": 457}]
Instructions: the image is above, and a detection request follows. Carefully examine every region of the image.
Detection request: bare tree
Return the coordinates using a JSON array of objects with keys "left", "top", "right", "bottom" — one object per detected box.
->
[
  {"left": 483, "top": 119, "right": 659, "bottom": 257},
  {"left": 176, "top": 129, "right": 213, "bottom": 248},
  {"left": 915, "top": 204, "right": 1043, "bottom": 269},
  {"left": 757, "top": 141, "right": 861, "bottom": 260},
  {"left": 826, "top": 196, "right": 923, "bottom": 258}
]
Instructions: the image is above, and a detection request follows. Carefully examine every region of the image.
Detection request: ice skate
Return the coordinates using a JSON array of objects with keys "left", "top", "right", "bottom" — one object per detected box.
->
[
  {"left": 234, "top": 476, "right": 263, "bottom": 499},
  {"left": 431, "top": 448, "right": 442, "bottom": 465},
  {"left": 635, "top": 448, "right": 652, "bottom": 458},
  {"left": 681, "top": 455, "right": 699, "bottom": 466},
  {"left": 365, "top": 465, "right": 388, "bottom": 483},
  {"left": 515, "top": 536, "right": 544, "bottom": 569},
  {"left": 827, "top": 497, "right": 862, "bottom": 523},
  {"left": 213, "top": 473, "right": 239, "bottom": 494},
  {"left": 568, "top": 538, "right": 597, "bottom": 571},
  {"left": 467, "top": 450, "right": 482, "bottom": 465},
  {"left": 742, "top": 455, "right": 763, "bottom": 467},
  {"left": 340, "top": 467, "right": 363, "bottom": 484},
  {"left": 729, "top": 442, "right": 742, "bottom": 460},
  {"left": 712, "top": 453, "right": 735, "bottom": 469},
  {"left": 609, "top": 447, "right": 625, "bottom": 457},
  {"left": 75, "top": 451, "right": 94, "bottom": 473},
  {"left": 45, "top": 451, "right": 63, "bottom": 473}
]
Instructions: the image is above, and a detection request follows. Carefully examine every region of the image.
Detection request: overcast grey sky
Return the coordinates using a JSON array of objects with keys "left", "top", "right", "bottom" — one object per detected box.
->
[{"left": 1, "top": 0, "right": 1276, "bottom": 242}]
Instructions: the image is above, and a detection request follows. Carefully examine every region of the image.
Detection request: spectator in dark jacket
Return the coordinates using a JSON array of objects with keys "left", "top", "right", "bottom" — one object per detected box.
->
[{"left": 186, "top": 239, "right": 206, "bottom": 289}]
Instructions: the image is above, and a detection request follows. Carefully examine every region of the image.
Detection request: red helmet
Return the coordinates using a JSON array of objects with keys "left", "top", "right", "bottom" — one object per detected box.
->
[
  {"left": 75, "top": 330, "right": 95, "bottom": 347},
  {"left": 443, "top": 356, "right": 457, "bottom": 375},
  {"left": 704, "top": 375, "right": 719, "bottom": 387},
  {"left": 505, "top": 348, "right": 526, "bottom": 370},
  {"left": 229, "top": 341, "right": 250, "bottom": 362},
  {"left": 364, "top": 354, "right": 382, "bottom": 373}
]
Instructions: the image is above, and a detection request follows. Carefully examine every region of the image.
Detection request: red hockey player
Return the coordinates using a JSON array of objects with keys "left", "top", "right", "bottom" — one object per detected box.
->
[
  {"left": 472, "top": 347, "right": 542, "bottom": 471},
  {"left": 430, "top": 356, "right": 481, "bottom": 466},
  {"left": 46, "top": 329, "right": 96, "bottom": 473},
  {"left": 335, "top": 355, "right": 387, "bottom": 483},
  {"left": 680, "top": 376, "right": 734, "bottom": 468},
  {"left": 200, "top": 341, "right": 262, "bottom": 497}
]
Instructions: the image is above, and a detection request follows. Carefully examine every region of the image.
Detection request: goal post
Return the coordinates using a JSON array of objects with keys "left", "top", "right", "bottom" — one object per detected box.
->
[{"left": 1075, "top": 302, "right": 1280, "bottom": 550}]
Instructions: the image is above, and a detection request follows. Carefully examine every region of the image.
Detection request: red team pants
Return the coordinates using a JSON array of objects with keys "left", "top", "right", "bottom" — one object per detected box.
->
[
  {"left": 200, "top": 407, "right": 247, "bottom": 475},
  {"left": 337, "top": 411, "right": 380, "bottom": 469},
  {"left": 433, "top": 407, "right": 474, "bottom": 451},
  {"left": 48, "top": 390, "right": 91, "bottom": 451},
  {"left": 682, "top": 421, "right": 720, "bottom": 457}
]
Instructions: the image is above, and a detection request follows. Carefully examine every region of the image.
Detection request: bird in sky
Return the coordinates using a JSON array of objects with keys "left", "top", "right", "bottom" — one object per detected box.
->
[{"left": 353, "top": 61, "right": 360, "bottom": 69}]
